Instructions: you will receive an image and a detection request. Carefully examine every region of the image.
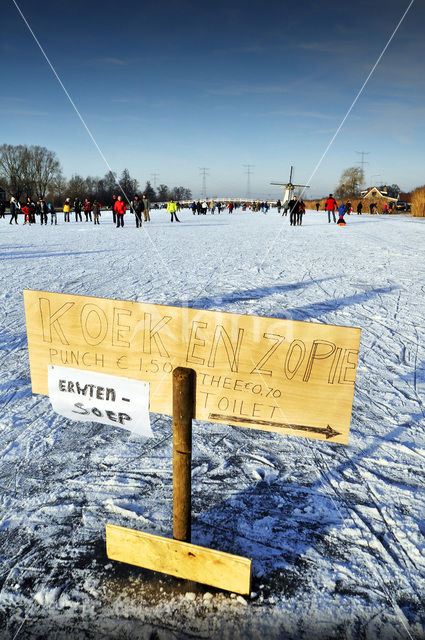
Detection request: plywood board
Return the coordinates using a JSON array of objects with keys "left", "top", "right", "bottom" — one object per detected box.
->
[
  {"left": 105, "top": 523, "right": 252, "bottom": 594},
  {"left": 24, "top": 289, "right": 361, "bottom": 443}
]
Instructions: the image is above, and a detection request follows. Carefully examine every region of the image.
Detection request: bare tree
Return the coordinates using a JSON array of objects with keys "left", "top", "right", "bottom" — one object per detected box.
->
[
  {"left": 50, "top": 171, "right": 68, "bottom": 204},
  {"left": 171, "top": 186, "right": 192, "bottom": 201},
  {"left": 0, "top": 144, "right": 28, "bottom": 199},
  {"left": 29, "top": 145, "right": 61, "bottom": 198},
  {"left": 67, "top": 174, "right": 86, "bottom": 201},
  {"left": 0, "top": 144, "right": 62, "bottom": 200},
  {"left": 335, "top": 167, "right": 364, "bottom": 199}
]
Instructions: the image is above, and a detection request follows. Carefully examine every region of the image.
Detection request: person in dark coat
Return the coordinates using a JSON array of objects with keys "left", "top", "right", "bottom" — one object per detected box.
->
[
  {"left": 0, "top": 200, "right": 5, "bottom": 218},
  {"left": 289, "top": 196, "right": 301, "bottom": 226},
  {"left": 49, "top": 203, "right": 57, "bottom": 225},
  {"left": 92, "top": 200, "right": 101, "bottom": 225},
  {"left": 74, "top": 198, "right": 82, "bottom": 222},
  {"left": 36, "top": 198, "right": 48, "bottom": 225},
  {"left": 111, "top": 195, "right": 117, "bottom": 224},
  {"left": 357, "top": 202, "right": 363, "bottom": 215},
  {"left": 9, "top": 197, "right": 19, "bottom": 224},
  {"left": 297, "top": 199, "right": 305, "bottom": 225},
  {"left": 132, "top": 195, "right": 144, "bottom": 228}
]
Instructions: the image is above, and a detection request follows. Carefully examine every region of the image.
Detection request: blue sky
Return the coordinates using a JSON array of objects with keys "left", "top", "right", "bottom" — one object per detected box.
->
[{"left": 1, "top": 0, "right": 423, "bottom": 198}]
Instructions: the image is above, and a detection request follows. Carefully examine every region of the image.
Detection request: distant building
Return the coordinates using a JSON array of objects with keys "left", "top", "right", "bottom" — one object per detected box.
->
[{"left": 360, "top": 186, "right": 397, "bottom": 202}]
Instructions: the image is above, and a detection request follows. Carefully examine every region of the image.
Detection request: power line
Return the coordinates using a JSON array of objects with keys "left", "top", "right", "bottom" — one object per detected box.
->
[
  {"left": 199, "top": 167, "right": 209, "bottom": 200},
  {"left": 11, "top": 0, "right": 175, "bottom": 281},
  {"left": 356, "top": 151, "right": 370, "bottom": 185},
  {"left": 243, "top": 164, "right": 254, "bottom": 200},
  {"left": 260, "top": 0, "right": 414, "bottom": 268},
  {"left": 151, "top": 173, "right": 159, "bottom": 189}
]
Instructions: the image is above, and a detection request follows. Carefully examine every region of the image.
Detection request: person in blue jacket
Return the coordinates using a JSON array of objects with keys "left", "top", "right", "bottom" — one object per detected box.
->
[{"left": 337, "top": 202, "right": 346, "bottom": 226}]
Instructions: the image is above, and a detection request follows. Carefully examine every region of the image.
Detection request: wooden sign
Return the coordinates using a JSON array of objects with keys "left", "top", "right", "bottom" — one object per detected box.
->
[
  {"left": 24, "top": 289, "right": 361, "bottom": 444},
  {"left": 106, "top": 524, "right": 252, "bottom": 594}
]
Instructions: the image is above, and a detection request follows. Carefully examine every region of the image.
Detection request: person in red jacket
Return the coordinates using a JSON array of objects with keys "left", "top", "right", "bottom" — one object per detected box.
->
[
  {"left": 83, "top": 198, "right": 92, "bottom": 222},
  {"left": 325, "top": 193, "right": 337, "bottom": 224},
  {"left": 114, "top": 195, "right": 126, "bottom": 227},
  {"left": 22, "top": 203, "right": 31, "bottom": 225}
]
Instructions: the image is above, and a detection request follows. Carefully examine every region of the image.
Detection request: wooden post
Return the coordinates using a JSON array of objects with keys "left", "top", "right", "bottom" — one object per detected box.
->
[{"left": 173, "top": 367, "right": 195, "bottom": 543}]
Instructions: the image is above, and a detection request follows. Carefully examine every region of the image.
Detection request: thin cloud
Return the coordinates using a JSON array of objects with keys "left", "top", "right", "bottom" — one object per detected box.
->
[
  {"left": 206, "top": 84, "right": 289, "bottom": 96},
  {"left": 298, "top": 42, "right": 347, "bottom": 55},
  {"left": 0, "top": 97, "right": 26, "bottom": 103},
  {"left": 86, "top": 57, "right": 129, "bottom": 66},
  {"left": 0, "top": 108, "right": 49, "bottom": 116},
  {"left": 268, "top": 109, "right": 336, "bottom": 120}
]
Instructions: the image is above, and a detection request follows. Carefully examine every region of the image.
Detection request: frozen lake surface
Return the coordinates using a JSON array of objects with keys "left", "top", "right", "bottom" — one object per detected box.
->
[{"left": 0, "top": 208, "right": 424, "bottom": 639}]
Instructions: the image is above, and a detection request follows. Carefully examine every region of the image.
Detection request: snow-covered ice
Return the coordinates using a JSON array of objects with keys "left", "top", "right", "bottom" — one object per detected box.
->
[{"left": 0, "top": 208, "right": 424, "bottom": 639}]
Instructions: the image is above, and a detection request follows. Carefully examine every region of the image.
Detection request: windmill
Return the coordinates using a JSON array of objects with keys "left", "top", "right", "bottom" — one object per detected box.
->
[{"left": 270, "top": 166, "right": 310, "bottom": 204}]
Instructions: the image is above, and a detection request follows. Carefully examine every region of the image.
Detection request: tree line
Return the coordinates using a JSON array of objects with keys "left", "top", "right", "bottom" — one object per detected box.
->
[
  {"left": 334, "top": 166, "right": 401, "bottom": 199},
  {"left": 0, "top": 144, "right": 192, "bottom": 204}
]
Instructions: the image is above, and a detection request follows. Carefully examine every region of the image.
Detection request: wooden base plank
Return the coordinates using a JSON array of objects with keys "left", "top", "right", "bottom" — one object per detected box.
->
[{"left": 106, "top": 523, "right": 252, "bottom": 595}]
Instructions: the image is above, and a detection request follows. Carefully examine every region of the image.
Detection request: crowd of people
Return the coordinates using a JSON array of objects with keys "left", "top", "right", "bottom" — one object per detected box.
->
[
  {"left": 0, "top": 193, "right": 152, "bottom": 227},
  {"left": 0, "top": 192, "right": 396, "bottom": 227}
]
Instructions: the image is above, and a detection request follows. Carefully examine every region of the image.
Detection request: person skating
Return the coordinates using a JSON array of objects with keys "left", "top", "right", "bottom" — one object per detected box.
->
[
  {"left": 0, "top": 200, "right": 5, "bottom": 219},
  {"left": 356, "top": 202, "right": 363, "bottom": 215},
  {"left": 74, "top": 198, "right": 82, "bottom": 222},
  {"left": 142, "top": 194, "right": 151, "bottom": 221},
  {"left": 9, "top": 197, "right": 19, "bottom": 224},
  {"left": 114, "top": 195, "right": 126, "bottom": 227},
  {"left": 337, "top": 205, "right": 346, "bottom": 226},
  {"left": 49, "top": 203, "right": 57, "bottom": 225},
  {"left": 167, "top": 199, "right": 180, "bottom": 222},
  {"left": 111, "top": 195, "right": 117, "bottom": 224},
  {"left": 63, "top": 198, "right": 71, "bottom": 222},
  {"left": 289, "top": 196, "right": 301, "bottom": 226},
  {"left": 325, "top": 194, "right": 337, "bottom": 223},
  {"left": 37, "top": 198, "right": 49, "bottom": 225},
  {"left": 133, "top": 195, "right": 144, "bottom": 228},
  {"left": 297, "top": 199, "right": 305, "bottom": 225},
  {"left": 92, "top": 200, "right": 101, "bottom": 224},
  {"left": 84, "top": 199, "right": 92, "bottom": 222},
  {"left": 315, "top": 202, "right": 320, "bottom": 212},
  {"left": 22, "top": 202, "right": 31, "bottom": 225},
  {"left": 24, "top": 197, "right": 36, "bottom": 224}
]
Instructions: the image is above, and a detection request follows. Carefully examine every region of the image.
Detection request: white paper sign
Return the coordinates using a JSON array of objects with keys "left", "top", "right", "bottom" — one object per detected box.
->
[{"left": 48, "top": 365, "right": 153, "bottom": 438}]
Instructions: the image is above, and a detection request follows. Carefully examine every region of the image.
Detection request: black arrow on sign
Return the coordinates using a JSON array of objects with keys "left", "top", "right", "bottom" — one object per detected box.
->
[{"left": 208, "top": 414, "right": 342, "bottom": 440}]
